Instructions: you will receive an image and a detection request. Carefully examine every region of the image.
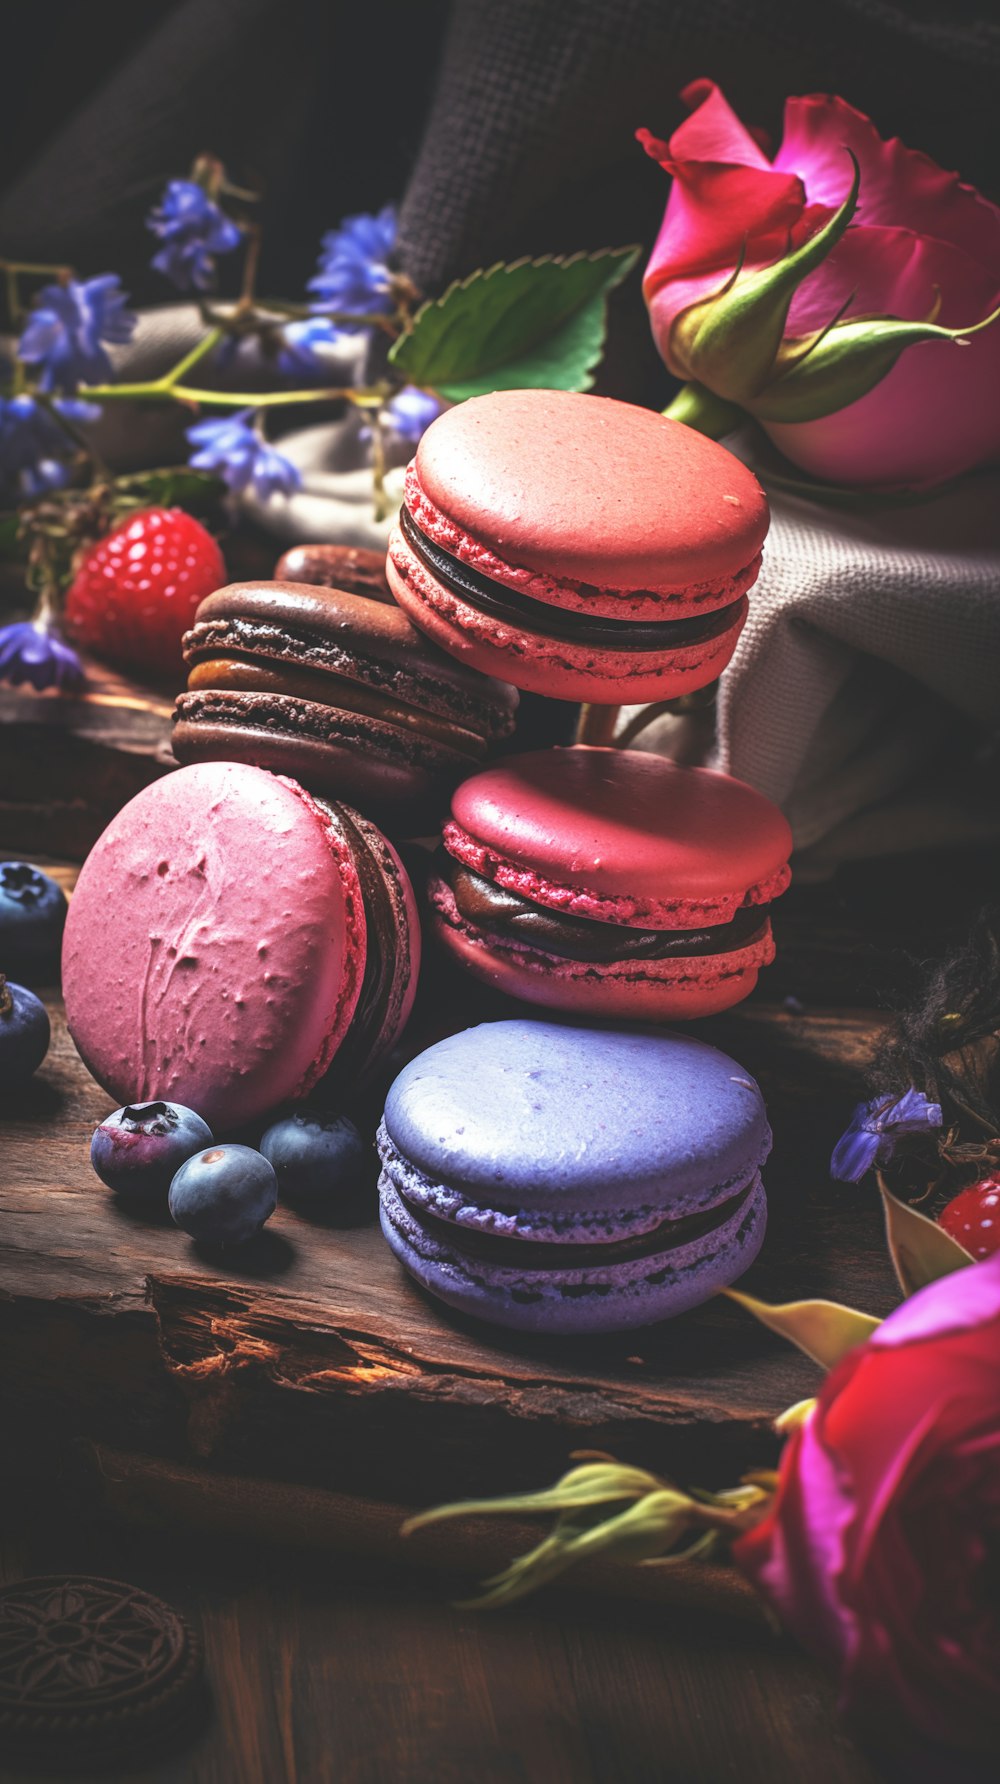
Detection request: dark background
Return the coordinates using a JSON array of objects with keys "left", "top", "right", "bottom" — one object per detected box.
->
[{"left": 1, "top": 0, "right": 997, "bottom": 410}]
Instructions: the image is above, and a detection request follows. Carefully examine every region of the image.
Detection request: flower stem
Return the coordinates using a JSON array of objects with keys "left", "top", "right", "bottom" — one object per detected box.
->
[
  {"left": 160, "top": 326, "right": 224, "bottom": 389},
  {"left": 237, "top": 225, "right": 262, "bottom": 312},
  {"left": 35, "top": 392, "right": 110, "bottom": 483},
  {"left": 575, "top": 704, "right": 621, "bottom": 746},
  {"left": 79, "top": 377, "right": 384, "bottom": 410},
  {"left": 369, "top": 410, "right": 389, "bottom": 522},
  {"left": 663, "top": 382, "right": 744, "bottom": 438}
]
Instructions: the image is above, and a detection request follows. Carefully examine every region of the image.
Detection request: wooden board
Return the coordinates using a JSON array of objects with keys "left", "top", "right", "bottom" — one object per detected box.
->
[{"left": 1, "top": 877, "right": 898, "bottom": 1532}]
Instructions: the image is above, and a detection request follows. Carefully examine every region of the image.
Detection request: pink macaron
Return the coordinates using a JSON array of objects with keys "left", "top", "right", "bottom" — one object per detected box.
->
[
  {"left": 62, "top": 761, "right": 420, "bottom": 1130},
  {"left": 428, "top": 746, "right": 792, "bottom": 1020},
  {"left": 386, "top": 389, "right": 768, "bottom": 702}
]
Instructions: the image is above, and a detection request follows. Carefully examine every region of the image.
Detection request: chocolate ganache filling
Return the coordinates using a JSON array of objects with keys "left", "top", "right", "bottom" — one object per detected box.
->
[
  {"left": 439, "top": 853, "right": 769, "bottom": 961},
  {"left": 400, "top": 505, "right": 745, "bottom": 649},
  {"left": 316, "top": 799, "right": 409, "bottom": 1083},
  {"left": 404, "top": 1180, "right": 757, "bottom": 1270}
]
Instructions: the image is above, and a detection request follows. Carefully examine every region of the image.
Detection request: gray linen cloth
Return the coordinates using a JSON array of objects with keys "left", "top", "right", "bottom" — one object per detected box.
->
[{"left": 618, "top": 463, "right": 1000, "bottom": 872}]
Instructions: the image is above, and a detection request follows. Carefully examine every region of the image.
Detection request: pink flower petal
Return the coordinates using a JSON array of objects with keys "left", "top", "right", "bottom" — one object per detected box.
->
[
  {"left": 775, "top": 94, "right": 1000, "bottom": 278},
  {"left": 669, "top": 78, "right": 773, "bottom": 171}
]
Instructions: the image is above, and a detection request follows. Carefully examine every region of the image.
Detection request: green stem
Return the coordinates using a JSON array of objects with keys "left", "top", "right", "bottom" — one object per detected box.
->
[
  {"left": 78, "top": 378, "right": 387, "bottom": 410},
  {"left": 663, "top": 382, "right": 744, "bottom": 438},
  {"left": 370, "top": 411, "right": 389, "bottom": 522},
  {"left": 160, "top": 326, "right": 224, "bottom": 389},
  {"left": 35, "top": 392, "right": 110, "bottom": 482}
]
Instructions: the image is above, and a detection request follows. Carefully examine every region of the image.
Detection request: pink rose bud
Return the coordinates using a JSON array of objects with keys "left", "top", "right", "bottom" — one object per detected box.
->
[{"left": 640, "top": 81, "right": 1000, "bottom": 489}]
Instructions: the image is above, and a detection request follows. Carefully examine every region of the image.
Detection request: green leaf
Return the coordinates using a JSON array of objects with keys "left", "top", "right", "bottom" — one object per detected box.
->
[
  {"left": 0, "top": 511, "right": 25, "bottom": 561},
  {"left": 878, "top": 1177, "right": 974, "bottom": 1298},
  {"left": 751, "top": 303, "right": 1000, "bottom": 424},
  {"left": 388, "top": 248, "right": 640, "bottom": 401},
  {"left": 111, "top": 465, "right": 225, "bottom": 516},
  {"left": 725, "top": 1288, "right": 881, "bottom": 1369},
  {"left": 670, "top": 155, "right": 861, "bottom": 402}
]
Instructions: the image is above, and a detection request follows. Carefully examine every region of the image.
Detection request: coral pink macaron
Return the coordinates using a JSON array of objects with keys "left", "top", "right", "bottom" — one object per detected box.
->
[
  {"left": 429, "top": 746, "right": 792, "bottom": 1020},
  {"left": 386, "top": 388, "right": 768, "bottom": 702},
  {"left": 62, "top": 761, "right": 420, "bottom": 1130}
]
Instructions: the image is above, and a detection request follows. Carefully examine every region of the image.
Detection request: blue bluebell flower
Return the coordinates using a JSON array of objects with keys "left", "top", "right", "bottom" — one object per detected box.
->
[
  {"left": 147, "top": 179, "right": 242, "bottom": 292},
  {"left": 0, "top": 619, "right": 84, "bottom": 691},
  {"left": 308, "top": 206, "right": 397, "bottom": 325},
  {"left": 187, "top": 409, "right": 301, "bottom": 500},
  {"left": 0, "top": 394, "right": 101, "bottom": 499},
  {"left": 830, "top": 1087, "right": 943, "bottom": 1183},
  {"left": 384, "top": 386, "right": 442, "bottom": 443},
  {"left": 276, "top": 316, "right": 347, "bottom": 377},
  {"left": 17, "top": 277, "right": 136, "bottom": 393}
]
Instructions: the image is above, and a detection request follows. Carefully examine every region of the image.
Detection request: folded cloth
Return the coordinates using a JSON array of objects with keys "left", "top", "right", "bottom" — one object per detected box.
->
[{"left": 618, "top": 457, "right": 1000, "bottom": 872}]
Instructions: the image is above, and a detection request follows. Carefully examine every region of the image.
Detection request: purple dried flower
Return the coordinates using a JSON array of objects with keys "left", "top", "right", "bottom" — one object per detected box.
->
[
  {"left": 0, "top": 619, "right": 85, "bottom": 691},
  {"left": 276, "top": 316, "right": 347, "bottom": 376},
  {"left": 147, "top": 179, "right": 242, "bottom": 292},
  {"left": 17, "top": 277, "right": 136, "bottom": 393},
  {"left": 0, "top": 394, "right": 100, "bottom": 499},
  {"left": 830, "top": 1087, "right": 943, "bottom": 1183},
  {"left": 187, "top": 408, "right": 301, "bottom": 500},
  {"left": 384, "top": 386, "right": 442, "bottom": 443},
  {"left": 308, "top": 206, "right": 397, "bottom": 325}
]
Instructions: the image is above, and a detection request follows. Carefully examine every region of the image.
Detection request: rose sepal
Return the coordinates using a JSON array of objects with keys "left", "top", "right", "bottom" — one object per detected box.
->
[
  {"left": 666, "top": 154, "right": 860, "bottom": 400},
  {"left": 751, "top": 302, "right": 1000, "bottom": 423}
]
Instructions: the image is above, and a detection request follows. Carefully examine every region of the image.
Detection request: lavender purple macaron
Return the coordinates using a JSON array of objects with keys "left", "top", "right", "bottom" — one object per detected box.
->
[{"left": 376, "top": 1019, "right": 770, "bottom": 1334}]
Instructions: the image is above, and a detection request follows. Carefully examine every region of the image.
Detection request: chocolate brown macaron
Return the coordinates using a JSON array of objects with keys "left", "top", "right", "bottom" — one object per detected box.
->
[
  {"left": 275, "top": 542, "right": 394, "bottom": 603},
  {"left": 172, "top": 581, "right": 518, "bottom": 810}
]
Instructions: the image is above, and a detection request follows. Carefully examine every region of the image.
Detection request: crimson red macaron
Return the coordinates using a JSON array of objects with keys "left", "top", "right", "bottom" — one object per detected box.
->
[
  {"left": 386, "top": 389, "right": 769, "bottom": 702},
  {"left": 429, "top": 746, "right": 792, "bottom": 1020}
]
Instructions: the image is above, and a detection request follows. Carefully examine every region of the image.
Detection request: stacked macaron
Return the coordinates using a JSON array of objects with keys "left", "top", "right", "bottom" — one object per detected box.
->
[
  {"left": 387, "top": 389, "right": 769, "bottom": 703},
  {"left": 377, "top": 1020, "right": 771, "bottom": 1333},
  {"left": 171, "top": 538, "right": 518, "bottom": 814},
  {"left": 428, "top": 745, "right": 791, "bottom": 1020},
  {"left": 64, "top": 383, "right": 797, "bottom": 1340}
]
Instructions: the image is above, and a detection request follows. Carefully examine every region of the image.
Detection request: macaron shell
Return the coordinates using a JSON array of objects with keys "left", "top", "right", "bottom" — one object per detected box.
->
[
  {"left": 62, "top": 761, "right": 366, "bottom": 1130},
  {"left": 185, "top": 581, "right": 518, "bottom": 738},
  {"left": 386, "top": 530, "right": 747, "bottom": 703},
  {"left": 405, "top": 467, "right": 763, "bottom": 621},
  {"left": 172, "top": 690, "right": 479, "bottom": 805},
  {"left": 413, "top": 390, "right": 769, "bottom": 595},
  {"left": 428, "top": 878, "right": 774, "bottom": 1020},
  {"left": 379, "top": 1172, "right": 767, "bottom": 1334},
  {"left": 448, "top": 748, "right": 792, "bottom": 922},
  {"left": 381, "top": 1020, "right": 771, "bottom": 1212}
]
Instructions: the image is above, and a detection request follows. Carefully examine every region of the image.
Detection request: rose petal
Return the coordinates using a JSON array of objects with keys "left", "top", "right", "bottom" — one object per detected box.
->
[
  {"left": 869, "top": 1251, "right": 1000, "bottom": 1351},
  {"left": 787, "top": 224, "right": 1000, "bottom": 334},
  {"left": 734, "top": 1414, "right": 856, "bottom": 1670},
  {"left": 641, "top": 80, "right": 807, "bottom": 291},
  {"left": 643, "top": 161, "right": 807, "bottom": 292},
  {"left": 670, "top": 78, "right": 774, "bottom": 171},
  {"left": 775, "top": 94, "right": 1000, "bottom": 279}
]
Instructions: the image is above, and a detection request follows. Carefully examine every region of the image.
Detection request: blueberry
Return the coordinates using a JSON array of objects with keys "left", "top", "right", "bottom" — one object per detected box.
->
[
  {"left": 168, "top": 1144, "right": 277, "bottom": 1245},
  {"left": 91, "top": 1101, "right": 214, "bottom": 1202},
  {"left": 0, "top": 863, "right": 67, "bottom": 981},
  {"left": 260, "top": 1110, "right": 366, "bottom": 1207},
  {"left": 0, "top": 974, "right": 49, "bottom": 1084}
]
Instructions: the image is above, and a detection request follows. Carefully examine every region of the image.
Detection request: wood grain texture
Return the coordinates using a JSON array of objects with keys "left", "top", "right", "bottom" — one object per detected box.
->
[
  {"left": 2, "top": 967, "right": 897, "bottom": 1518},
  {"left": 0, "top": 1475, "right": 886, "bottom": 1784}
]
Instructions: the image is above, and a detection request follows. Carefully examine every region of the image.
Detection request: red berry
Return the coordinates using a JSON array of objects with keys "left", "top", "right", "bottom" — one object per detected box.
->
[
  {"left": 65, "top": 508, "right": 225, "bottom": 677},
  {"left": 938, "top": 1175, "right": 1000, "bottom": 1260}
]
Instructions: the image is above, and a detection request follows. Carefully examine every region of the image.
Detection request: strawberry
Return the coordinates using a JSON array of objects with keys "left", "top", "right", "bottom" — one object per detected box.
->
[
  {"left": 65, "top": 507, "right": 225, "bottom": 677},
  {"left": 938, "top": 1175, "right": 1000, "bottom": 1260}
]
